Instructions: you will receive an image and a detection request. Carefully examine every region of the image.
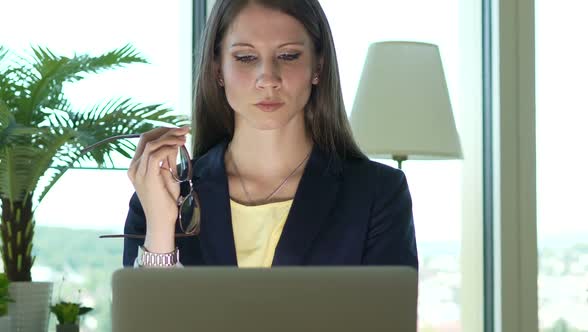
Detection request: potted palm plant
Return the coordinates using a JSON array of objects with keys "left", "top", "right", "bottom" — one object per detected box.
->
[{"left": 0, "top": 44, "right": 187, "bottom": 332}]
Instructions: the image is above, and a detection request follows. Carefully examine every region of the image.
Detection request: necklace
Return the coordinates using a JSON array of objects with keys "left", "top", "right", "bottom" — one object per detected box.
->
[{"left": 229, "top": 145, "right": 312, "bottom": 205}]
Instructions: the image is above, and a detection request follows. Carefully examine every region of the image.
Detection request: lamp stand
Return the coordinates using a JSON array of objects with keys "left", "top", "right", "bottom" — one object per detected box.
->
[{"left": 393, "top": 155, "right": 407, "bottom": 170}]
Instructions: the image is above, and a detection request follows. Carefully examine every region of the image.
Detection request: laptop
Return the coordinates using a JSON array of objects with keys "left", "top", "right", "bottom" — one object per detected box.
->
[{"left": 111, "top": 266, "right": 418, "bottom": 332}]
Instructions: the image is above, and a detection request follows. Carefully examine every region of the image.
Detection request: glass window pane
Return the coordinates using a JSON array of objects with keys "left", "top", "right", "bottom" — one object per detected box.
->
[
  {"left": 319, "top": 0, "right": 481, "bottom": 330},
  {"left": 536, "top": 1, "right": 588, "bottom": 330},
  {"left": 0, "top": 1, "right": 192, "bottom": 331}
]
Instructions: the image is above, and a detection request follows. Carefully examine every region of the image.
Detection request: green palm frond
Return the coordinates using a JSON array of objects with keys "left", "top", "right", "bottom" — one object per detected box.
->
[
  {"left": 75, "top": 43, "right": 148, "bottom": 73},
  {"left": 0, "top": 144, "right": 42, "bottom": 202},
  {"left": 36, "top": 165, "right": 71, "bottom": 211},
  {"left": 0, "top": 99, "right": 9, "bottom": 131},
  {"left": 29, "top": 44, "right": 147, "bottom": 88},
  {"left": 0, "top": 67, "right": 28, "bottom": 114},
  {"left": 73, "top": 98, "right": 189, "bottom": 167},
  {"left": 1, "top": 44, "right": 188, "bottom": 204},
  {"left": 0, "top": 106, "right": 48, "bottom": 202},
  {"left": 27, "top": 129, "right": 78, "bottom": 206},
  {"left": 0, "top": 46, "right": 8, "bottom": 64},
  {"left": 44, "top": 106, "right": 74, "bottom": 129},
  {"left": 0, "top": 44, "right": 186, "bottom": 281},
  {"left": 9, "top": 44, "right": 148, "bottom": 127},
  {"left": 0, "top": 101, "right": 42, "bottom": 148},
  {"left": 1, "top": 44, "right": 177, "bottom": 204}
]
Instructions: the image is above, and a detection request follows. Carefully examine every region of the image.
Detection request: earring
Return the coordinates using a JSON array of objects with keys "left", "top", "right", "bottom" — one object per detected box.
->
[
  {"left": 312, "top": 74, "right": 319, "bottom": 84},
  {"left": 218, "top": 77, "right": 224, "bottom": 87}
]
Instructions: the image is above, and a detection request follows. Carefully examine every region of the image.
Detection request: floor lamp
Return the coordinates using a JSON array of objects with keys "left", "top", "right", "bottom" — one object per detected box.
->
[{"left": 350, "top": 41, "right": 462, "bottom": 169}]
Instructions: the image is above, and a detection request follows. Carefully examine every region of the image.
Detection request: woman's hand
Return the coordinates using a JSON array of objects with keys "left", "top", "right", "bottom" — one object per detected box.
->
[{"left": 127, "top": 126, "right": 190, "bottom": 252}]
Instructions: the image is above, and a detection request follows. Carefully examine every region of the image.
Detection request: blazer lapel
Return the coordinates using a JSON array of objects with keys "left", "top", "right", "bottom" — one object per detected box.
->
[
  {"left": 272, "top": 145, "right": 342, "bottom": 266},
  {"left": 193, "top": 140, "right": 238, "bottom": 266}
]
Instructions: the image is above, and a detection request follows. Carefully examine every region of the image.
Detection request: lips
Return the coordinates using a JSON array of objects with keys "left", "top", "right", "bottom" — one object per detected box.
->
[{"left": 255, "top": 101, "right": 284, "bottom": 112}]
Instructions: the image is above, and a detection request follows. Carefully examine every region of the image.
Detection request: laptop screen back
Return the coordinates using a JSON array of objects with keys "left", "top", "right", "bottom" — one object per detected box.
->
[{"left": 111, "top": 266, "right": 418, "bottom": 332}]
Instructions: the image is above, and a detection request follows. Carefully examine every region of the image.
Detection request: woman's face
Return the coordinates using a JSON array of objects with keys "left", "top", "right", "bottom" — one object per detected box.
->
[{"left": 218, "top": 3, "right": 319, "bottom": 131}]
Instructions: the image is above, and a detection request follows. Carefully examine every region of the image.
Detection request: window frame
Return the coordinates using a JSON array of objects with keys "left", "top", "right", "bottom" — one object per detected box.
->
[{"left": 493, "top": 0, "right": 538, "bottom": 331}]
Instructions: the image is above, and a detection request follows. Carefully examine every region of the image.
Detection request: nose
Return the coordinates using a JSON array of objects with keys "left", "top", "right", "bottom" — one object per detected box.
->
[{"left": 255, "top": 59, "right": 281, "bottom": 90}]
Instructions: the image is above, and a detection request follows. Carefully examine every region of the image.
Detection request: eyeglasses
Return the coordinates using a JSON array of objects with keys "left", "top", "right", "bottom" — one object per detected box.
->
[{"left": 81, "top": 134, "right": 201, "bottom": 238}]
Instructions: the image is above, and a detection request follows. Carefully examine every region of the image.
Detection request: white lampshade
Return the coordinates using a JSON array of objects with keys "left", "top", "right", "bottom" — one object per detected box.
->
[{"left": 350, "top": 41, "right": 462, "bottom": 161}]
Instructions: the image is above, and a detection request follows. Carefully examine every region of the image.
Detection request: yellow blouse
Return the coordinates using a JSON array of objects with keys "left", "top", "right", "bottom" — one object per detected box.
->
[{"left": 230, "top": 198, "right": 293, "bottom": 268}]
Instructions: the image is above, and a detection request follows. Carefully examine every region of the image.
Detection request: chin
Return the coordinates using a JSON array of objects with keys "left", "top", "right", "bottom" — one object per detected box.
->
[
  {"left": 250, "top": 118, "right": 288, "bottom": 131},
  {"left": 236, "top": 106, "right": 305, "bottom": 131}
]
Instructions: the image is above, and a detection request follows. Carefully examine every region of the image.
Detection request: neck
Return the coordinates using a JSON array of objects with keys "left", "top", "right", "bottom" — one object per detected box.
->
[{"left": 227, "top": 124, "right": 313, "bottom": 179}]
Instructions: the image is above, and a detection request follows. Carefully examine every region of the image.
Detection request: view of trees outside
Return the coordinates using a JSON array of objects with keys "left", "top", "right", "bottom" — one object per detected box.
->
[
  {"left": 536, "top": 0, "right": 588, "bottom": 331},
  {"left": 33, "top": 227, "right": 123, "bottom": 331}
]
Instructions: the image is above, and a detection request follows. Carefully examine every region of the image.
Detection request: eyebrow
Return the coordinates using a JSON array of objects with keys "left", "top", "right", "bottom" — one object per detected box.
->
[{"left": 230, "top": 41, "right": 306, "bottom": 48}]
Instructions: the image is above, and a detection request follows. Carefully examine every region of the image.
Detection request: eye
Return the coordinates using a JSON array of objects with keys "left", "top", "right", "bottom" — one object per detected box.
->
[
  {"left": 279, "top": 53, "right": 301, "bottom": 61},
  {"left": 234, "top": 55, "right": 256, "bottom": 63}
]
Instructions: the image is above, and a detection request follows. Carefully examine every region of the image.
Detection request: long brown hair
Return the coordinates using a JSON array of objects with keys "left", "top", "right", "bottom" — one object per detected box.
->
[{"left": 192, "top": 0, "right": 366, "bottom": 161}]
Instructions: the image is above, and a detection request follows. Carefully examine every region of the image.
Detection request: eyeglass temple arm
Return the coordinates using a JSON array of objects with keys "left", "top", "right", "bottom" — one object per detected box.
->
[
  {"left": 81, "top": 134, "right": 142, "bottom": 155},
  {"left": 99, "top": 233, "right": 196, "bottom": 239}
]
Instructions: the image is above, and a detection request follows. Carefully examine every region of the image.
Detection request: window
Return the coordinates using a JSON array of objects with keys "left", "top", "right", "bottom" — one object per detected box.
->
[
  {"left": 2, "top": 0, "right": 489, "bottom": 330},
  {"left": 319, "top": 0, "right": 483, "bottom": 330},
  {"left": 0, "top": 1, "right": 192, "bottom": 330},
  {"left": 536, "top": 0, "right": 588, "bottom": 330}
]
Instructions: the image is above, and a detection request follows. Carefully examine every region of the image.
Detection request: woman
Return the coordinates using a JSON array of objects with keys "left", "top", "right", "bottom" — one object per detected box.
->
[{"left": 123, "top": 0, "right": 418, "bottom": 269}]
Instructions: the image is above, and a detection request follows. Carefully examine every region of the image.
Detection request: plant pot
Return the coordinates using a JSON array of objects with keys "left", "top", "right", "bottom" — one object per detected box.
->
[
  {"left": 56, "top": 323, "right": 79, "bottom": 332},
  {"left": 0, "top": 315, "right": 12, "bottom": 330},
  {"left": 7, "top": 281, "right": 52, "bottom": 332}
]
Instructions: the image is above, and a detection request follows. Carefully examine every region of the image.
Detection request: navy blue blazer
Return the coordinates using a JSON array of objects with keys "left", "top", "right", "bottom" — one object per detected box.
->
[{"left": 123, "top": 140, "right": 418, "bottom": 270}]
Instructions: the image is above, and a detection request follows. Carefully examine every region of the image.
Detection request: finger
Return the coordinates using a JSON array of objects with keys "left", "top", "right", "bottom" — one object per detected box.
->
[
  {"left": 162, "top": 157, "right": 182, "bottom": 199},
  {"left": 136, "top": 138, "right": 182, "bottom": 180},
  {"left": 158, "top": 147, "right": 178, "bottom": 173},
  {"left": 130, "top": 126, "right": 189, "bottom": 182},
  {"left": 132, "top": 127, "right": 168, "bottom": 164},
  {"left": 132, "top": 126, "right": 190, "bottom": 164},
  {"left": 127, "top": 162, "right": 137, "bottom": 183},
  {"left": 145, "top": 136, "right": 186, "bottom": 153},
  {"left": 143, "top": 145, "right": 181, "bottom": 178},
  {"left": 133, "top": 126, "right": 189, "bottom": 158},
  {"left": 159, "top": 154, "right": 181, "bottom": 200},
  {"left": 130, "top": 136, "right": 183, "bottom": 180}
]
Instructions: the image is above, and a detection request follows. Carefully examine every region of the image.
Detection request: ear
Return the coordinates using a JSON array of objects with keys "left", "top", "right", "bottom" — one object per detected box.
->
[
  {"left": 213, "top": 61, "right": 225, "bottom": 87},
  {"left": 312, "top": 57, "right": 324, "bottom": 85},
  {"left": 315, "top": 56, "right": 324, "bottom": 75}
]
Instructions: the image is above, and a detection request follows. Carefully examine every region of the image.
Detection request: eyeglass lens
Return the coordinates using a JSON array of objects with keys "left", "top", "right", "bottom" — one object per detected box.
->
[
  {"left": 178, "top": 193, "right": 200, "bottom": 235},
  {"left": 174, "top": 146, "right": 191, "bottom": 182}
]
